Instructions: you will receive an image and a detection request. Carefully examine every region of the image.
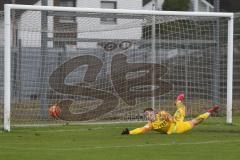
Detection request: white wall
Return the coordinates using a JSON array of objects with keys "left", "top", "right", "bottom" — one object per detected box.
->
[
  {"left": 16, "top": 0, "right": 143, "bottom": 48},
  {"left": 75, "top": 0, "right": 143, "bottom": 48},
  {"left": 77, "top": 0, "right": 142, "bottom": 10},
  {"left": 0, "top": 0, "right": 215, "bottom": 48},
  {"left": 18, "top": 1, "right": 41, "bottom": 47},
  {"left": 143, "top": 0, "right": 164, "bottom": 10}
]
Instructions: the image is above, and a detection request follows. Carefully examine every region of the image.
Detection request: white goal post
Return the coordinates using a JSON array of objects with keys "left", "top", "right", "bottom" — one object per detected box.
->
[{"left": 3, "top": 4, "right": 234, "bottom": 131}]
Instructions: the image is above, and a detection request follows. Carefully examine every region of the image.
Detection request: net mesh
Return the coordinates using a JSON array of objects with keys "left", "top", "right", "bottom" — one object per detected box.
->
[{"left": 0, "top": 9, "right": 234, "bottom": 126}]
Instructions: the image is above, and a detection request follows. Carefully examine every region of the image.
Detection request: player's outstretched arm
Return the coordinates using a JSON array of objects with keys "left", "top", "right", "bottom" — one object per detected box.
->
[
  {"left": 121, "top": 123, "right": 152, "bottom": 135},
  {"left": 121, "top": 128, "right": 130, "bottom": 135}
]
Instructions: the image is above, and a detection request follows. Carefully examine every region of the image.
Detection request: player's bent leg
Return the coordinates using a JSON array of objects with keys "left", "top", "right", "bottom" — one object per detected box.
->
[
  {"left": 174, "top": 99, "right": 186, "bottom": 122},
  {"left": 173, "top": 106, "right": 185, "bottom": 122},
  {"left": 173, "top": 93, "right": 186, "bottom": 122}
]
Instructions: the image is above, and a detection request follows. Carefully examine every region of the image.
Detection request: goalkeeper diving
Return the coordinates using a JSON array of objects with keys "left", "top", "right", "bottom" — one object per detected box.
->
[{"left": 121, "top": 93, "right": 220, "bottom": 135}]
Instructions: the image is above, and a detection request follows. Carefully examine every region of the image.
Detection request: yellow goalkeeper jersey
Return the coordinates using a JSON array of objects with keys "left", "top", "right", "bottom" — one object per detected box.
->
[
  {"left": 150, "top": 111, "right": 173, "bottom": 133},
  {"left": 129, "top": 111, "right": 173, "bottom": 134}
]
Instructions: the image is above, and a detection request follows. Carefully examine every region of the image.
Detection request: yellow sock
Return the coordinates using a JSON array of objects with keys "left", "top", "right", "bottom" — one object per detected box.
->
[{"left": 196, "top": 112, "right": 210, "bottom": 121}]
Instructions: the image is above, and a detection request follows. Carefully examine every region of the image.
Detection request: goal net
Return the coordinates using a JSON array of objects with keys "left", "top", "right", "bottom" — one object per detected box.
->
[{"left": 1, "top": 5, "right": 234, "bottom": 130}]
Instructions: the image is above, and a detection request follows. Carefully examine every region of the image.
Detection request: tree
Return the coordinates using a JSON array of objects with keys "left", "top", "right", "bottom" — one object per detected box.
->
[{"left": 162, "top": 0, "right": 190, "bottom": 11}]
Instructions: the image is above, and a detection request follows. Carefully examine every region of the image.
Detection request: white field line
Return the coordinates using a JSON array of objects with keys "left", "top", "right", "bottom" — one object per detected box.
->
[
  {"left": 1, "top": 140, "right": 240, "bottom": 151},
  {"left": 13, "top": 126, "right": 123, "bottom": 133},
  {"left": 0, "top": 121, "right": 146, "bottom": 129}
]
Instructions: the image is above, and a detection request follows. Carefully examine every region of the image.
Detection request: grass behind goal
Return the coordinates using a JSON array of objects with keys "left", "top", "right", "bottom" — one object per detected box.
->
[{"left": 1, "top": 117, "right": 240, "bottom": 160}]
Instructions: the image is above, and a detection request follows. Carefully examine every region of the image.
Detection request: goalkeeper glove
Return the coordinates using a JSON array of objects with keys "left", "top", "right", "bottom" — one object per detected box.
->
[{"left": 121, "top": 128, "right": 129, "bottom": 135}]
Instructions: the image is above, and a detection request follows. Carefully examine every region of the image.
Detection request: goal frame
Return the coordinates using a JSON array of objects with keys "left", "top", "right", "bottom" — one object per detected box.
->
[{"left": 4, "top": 4, "right": 234, "bottom": 131}]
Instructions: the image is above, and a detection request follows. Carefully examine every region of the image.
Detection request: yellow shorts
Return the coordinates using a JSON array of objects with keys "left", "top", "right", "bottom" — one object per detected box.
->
[{"left": 167, "top": 121, "right": 193, "bottom": 134}]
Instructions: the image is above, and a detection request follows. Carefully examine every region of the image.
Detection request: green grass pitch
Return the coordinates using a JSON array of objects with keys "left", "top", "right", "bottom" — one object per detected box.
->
[{"left": 1, "top": 117, "right": 240, "bottom": 160}]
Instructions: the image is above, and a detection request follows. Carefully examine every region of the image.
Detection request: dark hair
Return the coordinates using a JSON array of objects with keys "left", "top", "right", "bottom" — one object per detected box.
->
[{"left": 144, "top": 108, "right": 153, "bottom": 112}]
